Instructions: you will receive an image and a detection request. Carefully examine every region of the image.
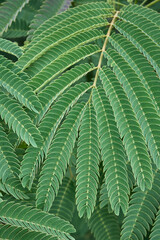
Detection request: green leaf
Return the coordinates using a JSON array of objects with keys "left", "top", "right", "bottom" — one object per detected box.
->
[
  {"left": 0, "top": 201, "right": 75, "bottom": 240},
  {"left": 0, "top": 65, "right": 42, "bottom": 113},
  {"left": 27, "top": 2, "right": 113, "bottom": 47},
  {"left": 36, "top": 63, "right": 96, "bottom": 123},
  {"left": 121, "top": 167, "right": 160, "bottom": 240},
  {"left": 92, "top": 87, "right": 129, "bottom": 215},
  {"left": 0, "top": 124, "right": 20, "bottom": 182},
  {"left": 115, "top": 15, "right": 160, "bottom": 77},
  {"left": 28, "top": 0, "right": 73, "bottom": 40},
  {"left": 36, "top": 103, "right": 86, "bottom": 211},
  {"left": 0, "top": 177, "right": 29, "bottom": 200},
  {"left": 88, "top": 205, "right": 120, "bottom": 240},
  {"left": 50, "top": 177, "right": 75, "bottom": 222},
  {"left": 0, "top": 90, "right": 42, "bottom": 148},
  {"left": 150, "top": 209, "right": 160, "bottom": 240},
  {"left": 76, "top": 103, "right": 99, "bottom": 219},
  {"left": 0, "top": 0, "right": 29, "bottom": 36},
  {"left": 0, "top": 38, "right": 23, "bottom": 58},
  {"left": 109, "top": 33, "right": 160, "bottom": 114},
  {"left": 28, "top": 44, "right": 101, "bottom": 93},
  {"left": 20, "top": 83, "right": 90, "bottom": 190},
  {"left": 2, "top": 19, "right": 29, "bottom": 39},
  {"left": 0, "top": 224, "right": 58, "bottom": 240},
  {"left": 100, "top": 67, "right": 153, "bottom": 191}
]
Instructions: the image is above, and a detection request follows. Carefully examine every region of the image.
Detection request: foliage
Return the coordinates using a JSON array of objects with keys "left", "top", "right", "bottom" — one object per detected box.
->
[{"left": 0, "top": 0, "right": 160, "bottom": 239}]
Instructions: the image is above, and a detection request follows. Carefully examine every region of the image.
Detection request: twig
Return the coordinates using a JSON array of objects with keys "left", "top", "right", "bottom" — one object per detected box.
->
[{"left": 146, "top": 0, "right": 160, "bottom": 7}]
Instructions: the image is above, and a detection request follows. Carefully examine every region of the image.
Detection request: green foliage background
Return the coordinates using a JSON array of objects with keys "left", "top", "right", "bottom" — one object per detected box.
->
[{"left": 0, "top": 0, "right": 160, "bottom": 239}]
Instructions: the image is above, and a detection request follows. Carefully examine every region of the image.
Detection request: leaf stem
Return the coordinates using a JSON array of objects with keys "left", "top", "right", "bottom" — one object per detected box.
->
[
  {"left": 146, "top": 0, "right": 160, "bottom": 7},
  {"left": 93, "top": 11, "right": 119, "bottom": 88},
  {"left": 141, "top": 0, "right": 148, "bottom": 5}
]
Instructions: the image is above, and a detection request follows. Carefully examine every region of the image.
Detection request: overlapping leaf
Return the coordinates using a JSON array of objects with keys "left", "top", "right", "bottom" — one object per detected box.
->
[
  {"left": 76, "top": 103, "right": 99, "bottom": 219},
  {"left": 92, "top": 87, "right": 129, "bottom": 215},
  {"left": 0, "top": 90, "right": 42, "bottom": 148},
  {"left": 0, "top": 201, "right": 75, "bottom": 240},
  {"left": 0, "top": 0, "right": 29, "bottom": 36},
  {"left": 100, "top": 67, "right": 153, "bottom": 191},
  {"left": 36, "top": 103, "right": 86, "bottom": 211}
]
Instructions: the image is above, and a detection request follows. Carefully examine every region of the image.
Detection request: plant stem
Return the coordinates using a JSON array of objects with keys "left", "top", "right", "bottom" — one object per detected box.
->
[
  {"left": 92, "top": 11, "right": 119, "bottom": 88},
  {"left": 141, "top": 0, "right": 148, "bottom": 5},
  {"left": 146, "top": 0, "right": 160, "bottom": 7},
  {"left": 115, "top": 1, "right": 126, "bottom": 6}
]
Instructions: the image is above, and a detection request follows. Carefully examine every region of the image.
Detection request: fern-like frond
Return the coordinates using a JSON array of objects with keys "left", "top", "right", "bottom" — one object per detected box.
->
[
  {"left": 119, "top": 7, "right": 160, "bottom": 47},
  {"left": 150, "top": 209, "right": 160, "bottom": 240},
  {"left": 123, "top": 4, "right": 160, "bottom": 29},
  {"left": 27, "top": 2, "right": 113, "bottom": 48},
  {"left": 0, "top": 90, "right": 42, "bottom": 148},
  {"left": 105, "top": 48, "right": 160, "bottom": 170},
  {"left": 109, "top": 33, "right": 160, "bottom": 114},
  {"left": 76, "top": 103, "right": 99, "bottom": 219},
  {"left": 99, "top": 182, "right": 109, "bottom": 209},
  {"left": 0, "top": 55, "right": 30, "bottom": 83},
  {"left": 121, "top": 168, "right": 160, "bottom": 240},
  {"left": 36, "top": 103, "right": 86, "bottom": 211},
  {"left": 88, "top": 205, "right": 120, "bottom": 240},
  {"left": 0, "top": 38, "right": 23, "bottom": 58},
  {"left": 20, "top": 83, "right": 90, "bottom": 189},
  {"left": 28, "top": 0, "right": 73, "bottom": 40},
  {"left": 92, "top": 87, "right": 129, "bottom": 215},
  {"left": 26, "top": 29, "right": 103, "bottom": 80},
  {"left": 0, "top": 224, "right": 58, "bottom": 240},
  {"left": 0, "top": 177, "right": 29, "bottom": 200},
  {"left": 0, "top": 124, "right": 20, "bottom": 182},
  {"left": 2, "top": 19, "right": 29, "bottom": 39},
  {"left": 0, "top": 201, "right": 75, "bottom": 240},
  {"left": 28, "top": 44, "right": 100, "bottom": 93},
  {"left": 0, "top": 65, "right": 42, "bottom": 113},
  {"left": 17, "top": 4, "right": 113, "bottom": 72},
  {"left": 0, "top": 0, "right": 29, "bottom": 36},
  {"left": 115, "top": 16, "right": 160, "bottom": 77},
  {"left": 100, "top": 67, "right": 153, "bottom": 191},
  {"left": 36, "top": 63, "right": 96, "bottom": 123},
  {"left": 50, "top": 177, "right": 75, "bottom": 222}
]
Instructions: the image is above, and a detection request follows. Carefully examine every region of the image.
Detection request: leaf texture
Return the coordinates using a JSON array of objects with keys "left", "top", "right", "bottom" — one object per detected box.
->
[
  {"left": 92, "top": 87, "right": 129, "bottom": 215},
  {"left": 0, "top": 90, "right": 42, "bottom": 148},
  {"left": 28, "top": 44, "right": 100, "bottom": 93},
  {"left": 2, "top": 19, "right": 29, "bottom": 39},
  {"left": 26, "top": 29, "right": 103, "bottom": 79},
  {"left": 36, "top": 103, "right": 86, "bottom": 211},
  {"left": 17, "top": 13, "right": 108, "bottom": 71},
  {"left": 27, "top": 2, "right": 113, "bottom": 48},
  {"left": 0, "top": 201, "right": 75, "bottom": 240},
  {"left": 88, "top": 205, "right": 120, "bottom": 240},
  {"left": 123, "top": 4, "right": 160, "bottom": 29},
  {"left": 36, "top": 63, "right": 96, "bottom": 123},
  {"left": 109, "top": 33, "right": 160, "bottom": 114},
  {"left": 150, "top": 209, "right": 160, "bottom": 240},
  {"left": 0, "top": 177, "right": 29, "bottom": 200},
  {"left": 0, "top": 0, "right": 29, "bottom": 36},
  {"left": 0, "top": 224, "right": 58, "bottom": 240},
  {"left": 50, "top": 177, "right": 75, "bottom": 222},
  {"left": 0, "top": 65, "right": 42, "bottom": 113},
  {"left": 121, "top": 168, "right": 160, "bottom": 240},
  {"left": 28, "top": 0, "right": 73, "bottom": 40},
  {"left": 114, "top": 17, "right": 160, "bottom": 77},
  {"left": 100, "top": 67, "right": 153, "bottom": 191},
  {"left": 0, "top": 38, "right": 23, "bottom": 58},
  {"left": 76, "top": 103, "right": 99, "bottom": 219},
  {"left": 0, "top": 124, "right": 20, "bottom": 182},
  {"left": 105, "top": 48, "right": 160, "bottom": 170},
  {"left": 20, "top": 83, "right": 90, "bottom": 190}
]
